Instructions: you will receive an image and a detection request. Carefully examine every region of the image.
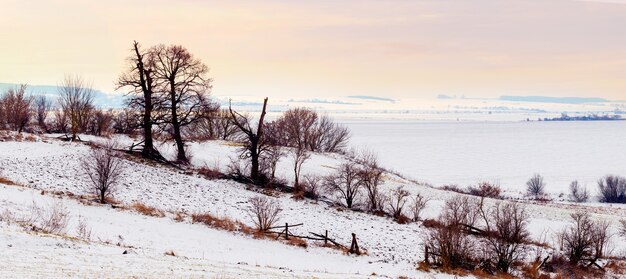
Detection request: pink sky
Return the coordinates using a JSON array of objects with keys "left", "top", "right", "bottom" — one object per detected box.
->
[{"left": 1, "top": 0, "right": 626, "bottom": 100}]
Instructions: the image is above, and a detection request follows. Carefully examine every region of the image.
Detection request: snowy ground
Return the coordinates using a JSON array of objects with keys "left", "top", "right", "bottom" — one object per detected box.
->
[{"left": 2, "top": 133, "right": 626, "bottom": 278}]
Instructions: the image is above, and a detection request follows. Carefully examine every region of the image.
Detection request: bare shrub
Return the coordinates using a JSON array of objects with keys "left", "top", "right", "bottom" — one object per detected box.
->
[
  {"left": 358, "top": 150, "right": 385, "bottom": 212},
  {"left": 80, "top": 140, "right": 126, "bottom": 204},
  {"left": 302, "top": 175, "right": 323, "bottom": 199},
  {"left": 324, "top": 163, "right": 363, "bottom": 208},
  {"left": 441, "top": 196, "right": 479, "bottom": 228},
  {"left": 247, "top": 196, "right": 281, "bottom": 232},
  {"left": 87, "top": 109, "right": 114, "bottom": 136},
  {"left": 558, "top": 211, "right": 612, "bottom": 266},
  {"left": 29, "top": 201, "right": 70, "bottom": 234},
  {"left": 482, "top": 202, "right": 530, "bottom": 273},
  {"left": 597, "top": 175, "right": 626, "bottom": 203},
  {"left": 76, "top": 215, "right": 92, "bottom": 240},
  {"left": 35, "top": 95, "right": 52, "bottom": 132},
  {"left": 1, "top": 84, "right": 34, "bottom": 133},
  {"left": 467, "top": 181, "right": 502, "bottom": 198},
  {"left": 526, "top": 173, "right": 546, "bottom": 198},
  {"left": 568, "top": 180, "right": 589, "bottom": 203},
  {"left": 425, "top": 211, "right": 477, "bottom": 270},
  {"left": 387, "top": 186, "right": 410, "bottom": 220},
  {"left": 410, "top": 193, "right": 429, "bottom": 222}
]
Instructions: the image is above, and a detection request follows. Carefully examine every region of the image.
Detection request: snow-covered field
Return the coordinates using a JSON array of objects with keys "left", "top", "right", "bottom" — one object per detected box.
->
[
  {"left": 1, "top": 131, "right": 626, "bottom": 278},
  {"left": 346, "top": 120, "right": 626, "bottom": 195}
]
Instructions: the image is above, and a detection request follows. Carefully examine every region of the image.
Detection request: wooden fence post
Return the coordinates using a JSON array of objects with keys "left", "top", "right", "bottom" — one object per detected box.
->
[
  {"left": 324, "top": 230, "right": 328, "bottom": 245},
  {"left": 424, "top": 246, "right": 429, "bottom": 264},
  {"left": 350, "top": 233, "right": 360, "bottom": 255},
  {"left": 285, "top": 223, "right": 289, "bottom": 240}
]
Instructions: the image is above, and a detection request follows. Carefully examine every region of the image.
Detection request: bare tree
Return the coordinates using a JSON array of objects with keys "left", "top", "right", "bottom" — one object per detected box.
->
[
  {"left": 34, "top": 95, "right": 52, "bottom": 132},
  {"left": 324, "top": 163, "right": 363, "bottom": 208},
  {"left": 558, "top": 211, "right": 612, "bottom": 266},
  {"left": 88, "top": 109, "right": 114, "bottom": 136},
  {"left": 387, "top": 186, "right": 410, "bottom": 220},
  {"left": 311, "top": 114, "right": 350, "bottom": 152},
  {"left": 358, "top": 151, "right": 385, "bottom": 212},
  {"left": 569, "top": 180, "right": 589, "bottom": 203},
  {"left": 526, "top": 173, "right": 545, "bottom": 198},
  {"left": 150, "top": 44, "right": 215, "bottom": 163},
  {"left": 247, "top": 196, "right": 281, "bottom": 232},
  {"left": 58, "top": 75, "right": 95, "bottom": 141},
  {"left": 116, "top": 41, "right": 163, "bottom": 160},
  {"left": 1, "top": 84, "right": 34, "bottom": 133},
  {"left": 425, "top": 204, "right": 477, "bottom": 270},
  {"left": 302, "top": 175, "right": 323, "bottom": 199},
  {"left": 292, "top": 147, "right": 310, "bottom": 190},
  {"left": 597, "top": 175, "right": 626, "bottom": 203},
  {"left": 482, "top": 202, "right": 530, "bottom": 273},
  {"left": 270, "top": 108, "right": 350, "bottom": 153},
  {"left": 52, "top": 108, "right": 68, "bottom": 133},
  {"left": 80, "top": 141, "right": 126, "bottom": 204},
  {"left": 228, "top": 98, "right": 269, "bottom": 182},
  {"left": 410, "top": 193, "right": 429, "bottom": 222}
]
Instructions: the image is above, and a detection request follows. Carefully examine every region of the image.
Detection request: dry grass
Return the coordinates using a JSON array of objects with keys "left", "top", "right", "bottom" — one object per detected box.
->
[
  {"left": 285, "top": 237, "right": 308, "bottom": 248},
  {"left": 131, "top": 202, "right": 165, "bottom": 217},
  {"left": 192, "top": 213, "right": 253, "bottom": 234},
  {"left": 164, "top": 250, "right": 176, "bottom": 257},
  {"left": 197, "top": 167, "right": 224, "bottom": 180},
  {"left": 0, "top": 176, "right": 18, "bottom": 186}
]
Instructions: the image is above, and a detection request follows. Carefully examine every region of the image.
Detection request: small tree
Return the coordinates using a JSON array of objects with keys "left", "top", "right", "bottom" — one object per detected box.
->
[
  {"left": 387, "top": 186, "right": 410, "bottom": 220},
  {"left": 34, "top": 95, "right": 52, "bottom": 132},
  {"left": 597, "top": 175, "right": 626, "bottom": 203},
  {"left": 1, "top": 84, "right": 34, "bottom": 133},
  {"left": 569, "top": 180, "right": 589, "bottom": 203},
  {"left": 483, "top": 202, "right": 530, "bottom": 273},
  {"left": 229, "top": 98, "right": 269, "bottom": 182},
  {"left": 292, "top": 147, "right": 310, "bottom": 190},
  {"left": 247, "top": 196, "right": 281, "bottom": 232},
  {"left": 324, "top": 163, "right": 363, "bottom": 208},
  {"left": 410, "top": 193, "right": 429, "bottom": 222},
  {"left": 526, "top": 173, "right": 545, "bottom": 198},
  {"left": 359, "top": 153, "right": 385, "bottom": 212},
  {"left": 58, "top": 75, "right": 95, "bottom": 141},
  {"left": 80, "top": 141, "right": 126, "bottom": 204},
  {"left": 302, "top": 175, "right": 323, "bottom": 199},
  {"left": 558, "top": 211, "right": 611, "bottom": 266}
]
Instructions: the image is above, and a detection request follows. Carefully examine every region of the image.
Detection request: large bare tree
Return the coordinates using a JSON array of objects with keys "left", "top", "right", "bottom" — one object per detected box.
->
[
  {"left": 150, "top": 44, "right": 214, "bottom": 164},
  {"left": 229, "top": 98, "right": 269, "bottom": 182},
  {"left": 116, "top": 41, "right": 164, "bottom": 160},
  {"left": 58, "top": 75, "right": 95, "bottom": 141}
]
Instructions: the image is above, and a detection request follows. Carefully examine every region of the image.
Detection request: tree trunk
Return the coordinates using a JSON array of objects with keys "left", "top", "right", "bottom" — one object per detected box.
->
[{"left": 170, "top": 80, "right": 187, "bottom": 163}]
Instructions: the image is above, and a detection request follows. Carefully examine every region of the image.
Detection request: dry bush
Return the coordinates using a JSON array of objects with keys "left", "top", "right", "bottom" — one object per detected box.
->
[
  {"left": 482, "top": 202, "right": 530, "bottom": 273},
  {"left": 80, "top": 140, "right": 126, "bottom": 204},
  {"left": 387, "top": 186, "right": 410, "bottom": 220},
  {"left": 468, "top": 181, "right": 502, "bottom": 198},
  {"left": 597, "top": 175, "right": 626, "bottom": 203},
  {"left": 197, "top": 166, "right": 224, "bottom": 180},
  {"left": 557, "top": 211, "right": 612, "bottom": 266},
  {"left": 247, "top": 196, "right": 281, "bottom": 232},
  {"left": 0, "top": 84, "right": 34, "bottom": 133},
  {"left": 441, "top": 196, "right": 479, "bottom": 228},
  {"left": 526, "top": 174, "right": 546, "bottom": 198},
  {"left": 35, "top": 95, "right": 52, "bottom": 132},
  {"left": 29, "top": 201, "right": 70, "bottom": 234},
  {"left": 410, "top": 193, "right": 429, "bottom": 222},
  {"left": 324, "top": 163, "right": 363, "bottom": 208},
  {"left": 291, "top": 147, "right": 310, "bottom": 189},
  {"left": 87, "top": 109, "right": 114, "bottom": 136},
  {"left": 131, "top": 202, "right": 165, "bottom": 217},
  {"left": 425, "top": 215, "right": 477, "bottom": 270},
  {"left": 76, "top": 215, "right": 92, "bottom": 240},
  {"left": 0, "top": 176, "right": 18, "bottom": 186},
  {"left": 302, "top": 175, "right": 323, "bottom": 199},
  {"left": 164, "top": 250, "right": 176, "bottom": 257},
  {"left": 358, "top": 151, "right": 385, "bottom": 212},
  {"left": 568, "top": 180, "right": 589, "bottom": 203}
]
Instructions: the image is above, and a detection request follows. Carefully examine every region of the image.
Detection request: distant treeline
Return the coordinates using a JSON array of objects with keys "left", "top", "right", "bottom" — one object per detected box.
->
[{"left": 540, "top": 113, "right": 623, "bottom": 121}]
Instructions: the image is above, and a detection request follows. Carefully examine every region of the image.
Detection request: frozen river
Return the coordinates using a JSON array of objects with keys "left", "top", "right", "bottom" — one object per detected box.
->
[{"left": 345, "top": 120, "right": 626, "bottom": 195}]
